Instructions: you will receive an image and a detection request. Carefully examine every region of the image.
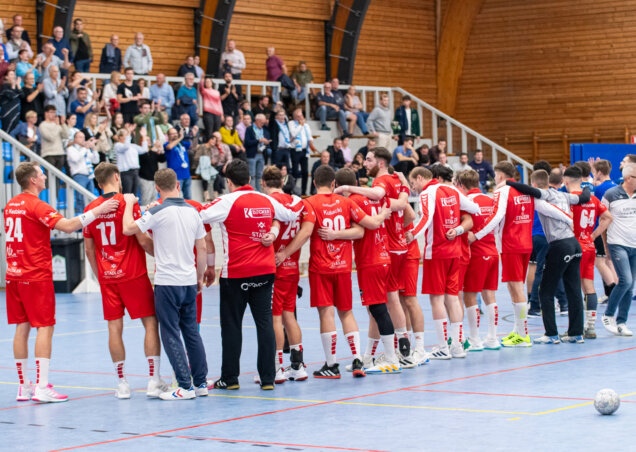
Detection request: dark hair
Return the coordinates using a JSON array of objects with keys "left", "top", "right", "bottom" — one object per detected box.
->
[
  {"left": 563, "top": 165, "right": 582, "bottom": 179},
  {"left": 313, "top": 165, "right": 336, "bottom": 188},
  {"left": 594, "top": 159, "right": 611, "bottom": 176},
  {"left": 124, "top": 67, "right": 134, "bottom": 73},
  {"left": 94, "top": 162, "right": 120, "bottom": 188},
  {"left": 370, "top": 147, "right": 392, "bottom": 167},
  {"left": 494, "top": 161, "right": 516, "bottom": 179},
  {"left": 432, "top": 164, "right": 453, "bottom": 182},
  {"left": 44, "top": 105, "right": 57, "bottom": 113},
  {"left": 573, "top": 161, "right": 591, "bottom": 177},
  {"left": 262, "top": 165, "right": 283, "bottom": 189},
  {"left": 419, "top": 154, "right": 430, "bottom": 165},
  {"left": 77, "top": 86, "right": 87, "bottom": 93},
  {"left": 259, "top": 95, "right": 269, "bottom": 102},
  {"left": 473, "top": 149, "right": 483, "bottom": 154},
  {"left": 402, "top": 95, "right": 411, "bottom": 102},
  {"left": 533, "top": 160, "right": 551, "bottom": 173},
  {"left": 333, "top": 137, "right": 342, "bottom": 144},
  {"left": 531, "top": 169, "right": 549, "bottom": 188},
  {"left": 335, "top": 168, "right": 357, "bottom": 187},
  {"left": 225, "top": 160, "right": 250, "bottom": 186},
  {"left": 18, "top": 49, "right": 28, "bottom": 57},
  {"left": 73, "top": 18, "right": 83, "bottom": 25},
  {"left": 404, "top": 136, "right": 415, "bottom": 143}
]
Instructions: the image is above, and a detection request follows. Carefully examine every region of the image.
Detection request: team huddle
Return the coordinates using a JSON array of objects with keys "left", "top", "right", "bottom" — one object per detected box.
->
[{"left": 3, "top": 147, "right": 622, "bottom": 401}]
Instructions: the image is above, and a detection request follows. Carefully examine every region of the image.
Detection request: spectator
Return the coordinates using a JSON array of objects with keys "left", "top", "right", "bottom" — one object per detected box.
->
[
  {"left": 265, "top": 47, "right": 287, "bottom": 103},
  {"left": 394, "top": 95, "right": 420, "bottom": 145},
  {"left": 138, "top": 135, "right": 166, "bottom": 205},
  {"left": 366, "top": 93, "right": 394, "bottom": 149},
  {"left": 16, "top": 49, "right": 39, "bottom": 83},
  {"left": 469, "top": 149, "right": 495, "bottom": 193},
  {"left": 428, "top": 138, "right": 446, "bottom": 164},
  {"left": 114, "top": 124, "right": 147, "bottom": 194},
  {"left": 48, "top": 26, "right": 71, "bottom": 63},
  {"left": 199, "top": 76, "right": 222, "bottom": 139},
  {"left": 288, "top": 107, "right": 316, "bottom": 196},
  {"left": 66, "top": 71, "right": 95, "bottom": 115},
  {"left": 117, "top": 67, "right": 140, "bottom": 123},
  {"left": 310, "top": 150, "right": 334, "bottom": 195},
  {"left": 353, "top": 152, "right": 369, "bottom": 185},
  {"left": 357, "top": 136, "right": 376, "bottom": 158},
  {"left": 236, "top": 113, "right": 251, "bottom": 142},
  {"left": 66, "top": 131, "right": 99, "bottom": 212},
  {"left": 327, "top": 137, "right": 346, "bottom": 170},
  {"left": 316, "top": 81, "right": 348, "bottom": 133},
  {"left": 239, "top": 100, "right": 253, "bottom": 121},
  {"left": 110, "top": 111, "right": 125, "bottom": 137},
  {"left": 331, "top": 78, "right": 356, "bottom": 137},
  {"left": 133, "top": 100, "right": 164, "bottom": 146},
  {"left": 220, "top": 39, "right": 245, "bottom": 83},
  {"left": 344, "top": 85, "right": 369, "bottom": 135},
  {"left": 193, "top": 55, "right": 204, "bottom": 78},
  {"left": 269, "top": 108, "right": 294, "bottom": 169},
  {"left": 0, "top": 42, "right": 10, "bottom": 83},
  {"left": 211, "top": 130, "right": 233, "bottom": 192},
  {"left": 252, "top": 95, "right": 273, "bottom": 120},
  {"left": 175, "top": 113, "right": 199, "bottom": 148},
  {"left": 164, "top": 127, "right": 192, "bottom": 199},
  {"left": 244, "top": 113, "right": 271, "bottom": 190},
  {"left": 102, "top": 71, "right": 120, "bottom": 115},
  {"left": 39, "top": 105, "right": 68, "bottom": 191},
  {"left": 192, "top": 135, "right": 218, "bottom": 200},
  {"left": 416, "top": 144, "right": 429, "bottom": 164},
  {"left": 280, "top": 164, "right": 297, "bottom": 195},
  {"left": 137, "top": 78, "right": 150, "bottom": 101},
  {"left": 390, "top": 136, "right": 418, "bottom": 175},
  {"left": 20, "top": 72, "right": 43, "bottom": 122},
  {"left": 70, "top": 86, "right": 97, "bottom": 129},
  {"left": 290, "top": 60, "right": 313, "bottom": 104},
  {"left": 124, "top": 33, "right": 153, "bottom": 75},
  {"left": 341, "top": 136, "right": 353, "bottom": 166},
  {"left": 5, "top": 26, "right": 33, "bottom": 62},
  {"left": 193, "top": 133, "right": 232, "bottom": 199},
  {"left": 36, "top": 42, "right": 70, "bottom": 81},
  {"left": 220, "top": 71, "right": 240, "bottom": 120},
  {"left": 5, "top": 14, "right": 31, "bottom": 45},
  {"left": 64, "top": 114, "right": 79, "bottom": 148},
  {"left": 82, "top": 112, "right": 112, "bottom": 162},
  {"left": 149, "top": 73, "right": 175, "bottom": 117},
  {"left": 177, "top": 55, "right": 197, "bottom": 77},
  {"left": 69, "top": 18, "right": 93, "bottom": 73},
  {"left": 432, "top": 151, "right": 452, "bottom": 170},
  {"left": 219, "top": 115, "right": 245, "bottom": 158},
  {"left": 453, "top": 153, "right": 471, "bottom": 173},
  {"left": 99, "top": 34, "right": 122, "bottom": 74},
  {"left": 176, "top": 72, "right": 198, "bottom": 125},
  {"left": 0, "top": 69, "right": 22, "bottom": 133},
  {"left": 10, "top": 110, "right": 40, "bottom": 152}
]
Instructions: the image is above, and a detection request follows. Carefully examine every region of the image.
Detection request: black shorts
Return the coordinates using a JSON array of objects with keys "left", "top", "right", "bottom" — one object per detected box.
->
[
  {"left": 530, "top": 242, "right": 538, "bottom": 264},
  {"left": 594, "top": 236, "right": 606, "bottom": 257}
]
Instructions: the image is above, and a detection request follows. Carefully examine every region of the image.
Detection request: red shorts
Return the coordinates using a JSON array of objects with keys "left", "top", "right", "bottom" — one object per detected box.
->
[
  {"left": 6, "top": 279, "right": 56, "bottom": 327},
  {"left": 399, "top": 259, "right": 420, "bottom": 297},
  {"left": 309, "top": 272, "right": 352, "bottom": 311},
  {"left": 501, "top": 252, "right": 531, "bottom": 283},
  {"left": 101, "top": 275, "right": 155, "bottom": 321},
  {"left": 196, "top": 292, "right": 203, "bottom": 324},
  {"left": 357, "top": 265, "right": 389, "bottom": 306},
  {"left": 463, "top": 254, "right": 499, "bottom": 292},
  {"left": 421, "top": 258, "right": 461, "bottom": 296},
  {"left": 387, "top": 252, "right": 406, "bottom": 292},
  {"left": 458, "top": 257, "right": 470, "bottom": 291},
  {"left": 273, "top": 276, "right": 300, "bottom": 315},
  {"left": 580, "top": 249, "right": 595, "bottom": 281}
]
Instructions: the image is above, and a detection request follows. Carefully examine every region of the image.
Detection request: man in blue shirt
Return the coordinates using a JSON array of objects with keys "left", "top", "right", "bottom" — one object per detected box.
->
[
  {"left": 48, "top": 26, "right": 71, "bottom": 62},
  {"left": 316, "top": 81, "right": 348, "bottom": 133},
  {"left": 70, "top": 87, "right": 96, "bottom": 129},
  {"left": 164, "top": 128, "right": 192, "bottom": 199},
  {"left": 469, "top": 149, "right": 495, "bottom": 193},
  {"left": 149, "top": 73, "right": 175, "bottom": 118},
  {"left": 390, "top": 136, "right": 418, "bottom": 174},
  {"left": 176, "top": 72, "right": 198, "bottom": 125}
]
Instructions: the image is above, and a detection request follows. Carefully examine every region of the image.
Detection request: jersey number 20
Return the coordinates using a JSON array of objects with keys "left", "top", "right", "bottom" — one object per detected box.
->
[{"left": 323, "top": 215, "right": 346, "bottom": 231}]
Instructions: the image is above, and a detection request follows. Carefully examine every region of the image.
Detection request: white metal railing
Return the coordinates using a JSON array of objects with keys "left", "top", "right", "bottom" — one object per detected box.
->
[
  {"left": 305, "top": 83, "right": 532, "bottom": 182},
  {"left": 0, "top": 131, "right": 98, "bottom": 290}
]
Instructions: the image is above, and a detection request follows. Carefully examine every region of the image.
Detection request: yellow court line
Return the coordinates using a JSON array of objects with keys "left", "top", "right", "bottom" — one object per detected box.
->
[
  {"left": 534, "top": 391, "right": 636, "bottom": 416},
  {"left": 209, "top": 393, "right": 323, "bottom": 403}
]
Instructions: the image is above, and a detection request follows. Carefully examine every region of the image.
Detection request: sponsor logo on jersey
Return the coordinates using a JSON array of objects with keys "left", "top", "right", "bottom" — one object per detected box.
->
[
  {"left": 513, "top": 194, "right": 532, "bottom": 205},
  {"left": 244, "top": 207, "right": 271, "bottom": 218},
  {"left": 440, "top": 196, "right": 458, "bottom": 207}
]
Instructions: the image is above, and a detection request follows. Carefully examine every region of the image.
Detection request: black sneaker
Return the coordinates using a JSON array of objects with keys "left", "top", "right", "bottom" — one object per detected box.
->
[
  {"left": 212, "top": 378, "right": 240, "bottom": 390},
  {"left": 320, "top": 125, "right": 331, "bottom": 131},
  {"left": 350, "top": 358, "right": 366, "bottom": 378},
  {"left": 313, "top": 362, "right": 341, "bottom": 379},
  {"left": 260, "top": 383, "right": 274, "bottom": 390},
  {"left": 527, "top": 310, "right": 541, "bottom": 318}
]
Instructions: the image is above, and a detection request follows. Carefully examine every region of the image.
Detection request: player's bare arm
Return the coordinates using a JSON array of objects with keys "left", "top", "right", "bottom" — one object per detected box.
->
[
  {"left": 55, "top": 198, "right": 119, "bottom": 233},
  {"left": 403, "top": 204, "right": 416, "bottom": 227},
  {"left": 261, "top": 220, "right": 280, "bottom": 247},
  {"left": 276, "top": 221, "right": 313, "bottom": 265},
  {"left": 122, "top": 194, "right": 142, "bottom": 236},
  {"left": 446, "top": 213, "right": 473, "bottom": 241},
  {"left": 195, "top": 237, "right": 207, "bottom": 293},
  {"left": 591, "top": 210, "right": 613, "bottom": 240},
  {"left": 203, "top": 231, "right": 216, "bottom": 287},
  {"left": 356, "top": 206, "right": 391, "bottom": 230},
  {"left": 83, "top": 237, "right": 100, "bottom": 277},
  {"left": 334, "top": 184, "right": 385, "bottom": 201},
  {"left": 135, "top": 232, "right": 154, "bottom": 256},
  {"left": 318, "top": 222, "right": 364, "bottom": 241}
]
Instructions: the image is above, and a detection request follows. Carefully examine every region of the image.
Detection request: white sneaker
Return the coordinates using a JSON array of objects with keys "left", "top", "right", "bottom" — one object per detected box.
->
[
  {"left": 411, "top": 349, "right": 430, "bottom": 366},
  {"left": 366, "top": 354, "right": 402, "bottom": 374},
  {"left": 450, "top": 342, "right": 467, "bottom": 358},
  {"left": 617, "top": 324, "right": 633, "bottom": 336},
  {"left": 465, "top": 337, "right": 484, "bottom": 352},
  {"left": 430, "top": 346, "right": 451, "bottom": 360},
  {"left": 397, "top": 350, "right": 417, "bottom": 369},
  {"left": 16, "top": 381, "right": 33, "bottom": 401},
  {"left": 116, "top": 380, "right": 131, "bottom": 399},
  {"left": 32, "top": 384, "right": 68, "bottom": 403},
  {"left": 602, "top": 315, "right": 619, "bottom": 335},
  {"left": 194, "top": 382, "right": 208, "bottom": 397},
  {"left": 284, "top": 364, "right": 308, "bottom": 381},
  {"left": 483, "top": 336, "right": 501, "bottom": 350},
  {"left": 147, "top": 378, "right": 170, "bottom": 398},
  {"left": 275, "top": 367, "right": 287, "bottom": 384},
  {"left": 346, "top": 355, "right": 374, "bottom": 372},
  {"left": 159, "top": 387, "right": 196, "bottom": 400}
]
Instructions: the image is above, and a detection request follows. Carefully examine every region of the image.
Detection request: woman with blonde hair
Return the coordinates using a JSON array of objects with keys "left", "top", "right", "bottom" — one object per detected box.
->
[
  {"left": 102, "top": 71, "right": 121, "bottom": 115},
  {"left": 81, "top": 112, "right": 113, "bottom": 162}
]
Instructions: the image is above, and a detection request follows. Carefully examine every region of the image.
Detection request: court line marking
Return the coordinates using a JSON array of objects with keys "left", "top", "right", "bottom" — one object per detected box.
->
[
  {"left": 174, "top": 435, "right": 387, "bottom": 452},
  {"left": 406, "top": 389, "right": 636, "bottom": 403},
  {"left": 533, "top": 391, "right": 636, "bottom": 415},
  {"left": 49, "top": 346, "right": 636, "bottom": 451}
]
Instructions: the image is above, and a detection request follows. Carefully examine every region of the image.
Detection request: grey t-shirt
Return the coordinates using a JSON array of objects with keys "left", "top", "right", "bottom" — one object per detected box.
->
[{"left": 536, "top": 188, "right": 579, "bottom": 243}]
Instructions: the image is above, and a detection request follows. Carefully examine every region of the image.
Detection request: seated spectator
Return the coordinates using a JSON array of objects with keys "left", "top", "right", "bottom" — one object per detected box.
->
[
  {"left": 366, "top": 93, "right": 394, "bottom": 149},
  {"left": 239, "top": 100, "right": 253, "bottom": 121},
  {"left": 357, "top": 136, "right": 376, "bottom": 158},
  {"left": 199, "top": 76, "right": 223, "bottom": 140},
  {"left": 42, "top": 66, "right": 68, "bottom": 123},
  {"left": 10, "top": 110, "right": 40, "bottom": 152},
  {"left": 316, "top": 81, "right": 348, "bottom": 133},
  {"left": 344, "top": 85, "right": 369, "bottom": 135},
  {"left": 469, "top": 149, "right": 495, "bottom": 192},
  {"left": 236, "top": 113, "right": 251, "bottom": 142},
  {"left": 5, "top": 15, "right": 31, "bottom": 45},
  {"left": 176, "top": 72, "right": 198, "bottom": 125},
  {"left": 431, "top": 151, "right": 452, "bottom": 170},
  {"left": 428, "top": 139, "right": 446, "bottom": 164},
  {"left": 327, "top": 138, "right": 346, "bottom": 170},
  {"left": 419, "top": 153, "right": 430, "bottom": 167},
  {"left": 220, "top": 71, "right": 240, "bottom": 120},
  {"left": 20, "top": 72, "right": 43, "bottom": 122},
  {"left": 390, "top": 136, "right": 418, "bottom": 175},
  {"left": 219, "top": 115, "right": 245, "bottom": 158},
  {"left": 69, "top": 18, "right": 93, "bottom": 73},
  {"left": 279, "top": 164, "right": 297, "bottom": 195},
  {"left": 36, "top": 42, "right": 70, "bottom": 81},
  {"left": 99, "top": 34, "right": 122, "bottom": 74},
  {"left": 310, "top": 150, "right": 335, "bottom": 195},
  {"left": 124, "top": 32, "right": 152, "bottom": 75},
  {"left": 6, "top": 26, "right": 33, "bottom": 62},
  {"left": 331, "top": 78, "right": 356, "bottom": 137},
  {"left": 244, "top": 113, "right": 271, "bottom": 190},
  {"left": 394, "top": 95, "right": 420, "bottom": 145},
  {"left": 117, "top": 67, "right": 141, "bottom": 123},
  {"left": 102, "top": 71, "right": 121, "bottom": 116},
  {"left": 178, "top": 55, "right": 197, "bottom": 77},
  {"left": 175, "top": 113, "right": 200, "bottom": 148},
  {"left": 133, "top": 100, "right": 164, "bottom": 145},
  {"left": 252, "top": 95, "right": 273, "bottom": 120},
  {"left": 341, "top": 136, "right": 353, "bottom": 166},
  {"left": 113, "top": 124, "right": 148, "bottom": 195},
  {"left": 353, "top": 152, "right": 369, "bottom": 186},
  {"left": 453, "top": 153, "right": 471, "bottom": 173},
  {"left": 16, "top": 49, "right": 39, "bottom": 84},
  {"left": 149, "top": 73, "right": 175, "bottom": 118},
  {"left": 49, "top": 26, "right": 71, "bottom": 63},
  {"left": 164, "top": 127, "right": 192, "bottom": 199},
  {"left": 82, "top": 112, "right": 112, "bottom": 162},
  {"left": 193, "top": 55, "right": 204, "bottom": 79},
  {"left": 66, "top": 131, "right": 100, "bottom": 213},
  {"left": 137, "top": 78, "right": 150, "bottom": 101},
  {"left": 290, "top": 60, "right": 313, "bottom": 104},
  {"left": 70, "top": 86, "right": 97, "bottom": 129},
  {"left": 416, "top": 144, "right": 429, "bottom": 164}
]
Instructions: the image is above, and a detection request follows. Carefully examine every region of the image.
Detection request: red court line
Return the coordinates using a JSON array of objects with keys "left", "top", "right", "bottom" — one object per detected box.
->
[
  {"left": 49, "top": 345, "right": 636, "bottom": 451},
  {"left": 176, "top": 435, "right": 387, "bottom": 452}
]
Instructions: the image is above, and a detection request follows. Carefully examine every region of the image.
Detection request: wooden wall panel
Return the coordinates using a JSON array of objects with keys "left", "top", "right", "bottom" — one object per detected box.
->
[
  {"left": 454, "top": 0, "right": 636, "bottom": 164},
  {"left": 354, "top": 0, "right": 437, "bottom": 102},
  {"left": 4, "top": 0, "right": 37, "bottom": 45},
  {"left": 72, "top": 0, "right": 195, "bottom": 75}
]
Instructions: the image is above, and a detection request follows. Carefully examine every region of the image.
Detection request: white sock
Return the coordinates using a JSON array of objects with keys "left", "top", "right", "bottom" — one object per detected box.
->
[
  {"left": 381, "top": 334, "right": 398, "bottom": 361},
  {"left": 407, "top": 330, "right": 413, "bottom": 343},
  {"left": 434, "top": 319, "right": 448, "bottom": 348},
  {"left": 345, "top": 331, "right": 361, "bottom": 360},
  {"left": 586, "top": 310, "right": 597, "bottom": 326},
  {"left": 487, "top": 303, "right": 499, "bottom": 338},
  {"left": 275, "top": 350, "right": 283, "bottom": 371},
  {"left": 466, "top": 305, "right": 480, "bottom": 340},
  {"left": 36, "top": 358, "right": 50, "bottom": 389},
  {"left": 321, "top": 331, "right": 338, "bottom": 366},
  {"left": 364, "top": 338, "right": 380, "bottom": 359},
  {"left": 414, "top": 331, "right": 425, "bottom": 352},
  {"left": 114, "top": 360, "right": 126, "bottom": 383},
  {"left": 15, "top": 359, "right": 27, "bottom": 386},
  {"left": 147, "top": 356, "right": 160, "bottom": 382},
  {"left": 513, "top": 302, "right": 527, "bottom": 336},
  {"left": 449, "top": 322, "right": 464, "bottom": 346},
  {"left": 290, "top": 343, "right": 303, "bottom": 352}
]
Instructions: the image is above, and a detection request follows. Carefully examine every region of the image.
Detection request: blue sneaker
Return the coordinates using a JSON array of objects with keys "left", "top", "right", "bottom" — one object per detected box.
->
[
  {"left": 560, "top": 335, "right": 584, "bottom": 344},
  {"left": 533, "top": 335, "right": 561, "bottom": 344},
  {"left": 194, "top": 382, "right": 208, "bottom": 396}
]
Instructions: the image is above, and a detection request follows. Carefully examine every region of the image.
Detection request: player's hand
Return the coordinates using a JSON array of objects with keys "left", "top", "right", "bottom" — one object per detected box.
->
[
  {"left": 467, "top": 231, "right": 476, "bottom": 244},
  {"left": 318, "top": 227, "right": 338, "bottom": 241},
  {"left": 93, "top": 198, "right": 119, "bottom": 215},
  {"left": 197, "top": 279, "right": 204, "bottom": 293},
  {"left": 203, "top": 266, "right": 215, "bottom": 287},
  {"left": 396, "top": 171, "right": 409, "bottom": 187},
  {"left": 261, "top": 232, "right": 276, "bottom": 247},
  {"left": 445, "top": 228, "right": 457, "bottom": 241},
  {"left": 275, "top": 251, "right": 287, "bottom": 266},
  {"left": 380, "top": 204, "right": 391, "bottom": 220},
  {"left": 405, "top": 231, "right": 414, "bottom": 244},
  {"left": 144, "top": 200, "right": 160, "bottom": 211},
  {"left": 123, "top": 193, "right": 139, "bottom": 205},
  {"left": 333, "top": 185, "right": 347, "bottom": 195}
]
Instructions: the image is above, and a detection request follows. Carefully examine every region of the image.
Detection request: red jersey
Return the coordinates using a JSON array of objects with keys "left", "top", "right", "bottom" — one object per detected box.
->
[
  {"left": 474, "top": 181, "right": 534, "bottom": 254},
  {"left": 405, "top": 224, "right": 421, "bottom": 260},
  {"left": 350, "top": 194, "right": 390, "bottom": 270},
  {"left": 83, "top": 193, "right": 147, "bottom": 284},
  {"left": 302, "top": 193, "right": 367, "bottom": 274},
  {"left": 270, "top": 191, "right": 305, "bottom": 278},
  {"left": 412, "top": 180, "right": 479, "bottom": 260},
  {"left": 466, "top": 189, "right": 498, "bottom": 257},
  {"left": 4, "top": 193, "right": 63, "bottom": 281},
  {"left": 373, "top": 173, "right": 409, "bottom": 253},
  {"left": 200, "top": 185, "right": 297, "bottom": 278},
  {"left": 571, "top": 190, "right": 607, "bottom": 252}
]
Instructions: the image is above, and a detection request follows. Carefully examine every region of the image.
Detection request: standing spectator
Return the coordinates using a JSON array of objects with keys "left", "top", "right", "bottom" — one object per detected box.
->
[
  {"left": 252, "top": 95, "right": 273, "bottom": 120},
  {"left": 117, "top": 67, "right": 140, "bottom": 123},
  {"left": 70, "top": 86, "right": 97, "bottom": 129},
  {"left": 211, "top": 130, "right": 233, "bottom": 193},
  {"left": 394, "top": 95, "right": 420, "bottom": 145},
  {"left": 138, "top": 137, "right": 166, "bottom": 205},
  {"left": 453, "top": 153, "right": 471, "bottom": 173},
  {"left": 316, "top": 81, "right": 348, "bottom": 133},
  {"left": 20, "top": 72, "right": 43, "bottom": 122},
  {"left": 175, "top": 113, "right": 199, "bottom": 147},
  {"left": 164, "top": 127, "right": 192, "bottom": 199},
  {"left": 265, "top": 47, "right": 286, "bottom": 103},
  {"left": 428, "top": 139, "right": 447, "bottom": 164},
  {"left": 331, "top": 78, "right": 356, "bottom": 137},
  {"left": 69, "top": 18, "right": 93, "bottom": 73},
  {"left": 82, "top": 112, "right": 111, "bottom": 162},
  {"left": 99, "top": 34, "right": 122, "bottom": 74},
  {"left": 193, "top": 55, "right": 204, "bottom": 78},
  {"left": 366, "top": 93, "right": 394, "bottom": 149},
  {"left": 219, "top": 115, "right": 245, "bottom": 157},
  {"left": 16, "top": 49, "right": 40, "bottom": 83},
  {"left": 239, "top": 100, "right": 253, "bottom": 121},
  {"left": 0, "top": 69, "right": 22, "bottom": 133},
  {"left": 236, "top": 113, "right": 251, "bottom": 142},
  {"left": 5, "top": 26, "right": 33, "bottom": 62},
  {"left": 66, "top": 71, "right": 95, "bottom": 115},
  {"left": 199, "top": 76, "right": 223, "bottom": 139},
  {"left": 176, "top": 72, "right": 198, "bottom": 125},
  {"left": 390, "top": 136, "right": 418, "bottom": 175},
  {"left": 149, "top": 73, "right": 174, "bottom": 118},
  {"left": 137, "top": 78, "right": 150, "bottom": 100},
  {"left": 177, "top": 55, "right": 197, "bottom": 77},
  {"left": 102, "top": 71, "right": 121, "bottom": 115},
  {"left": 64, "top": 114, "right": 79, "bottom": 148},
  {"left": 469, "top": 149, "right": 495, "bottom": 192},
  {"left": 39, "top": 105, "right": 68, "bottom": 191},
  {"left": 344, "top": 86, "right": 369, "bottom": 135},
  {"left": 5, "top": 14, "right": 30, "bottom": 44},
  {"left": 244, "top": 113, "right": 271, "bottom": 190},
  {"left": 288, "top": 108, "right": 316, "bottom": 195},
  {"left": 48, "top": 26, "right": 71, "bottom": 62},
  {"left": 133, "top": 100, "right": 164, "bottom": 145},
  {"left": 220, "top": 71, "right": 240, "bottom": 120},
  {"left": 113, "top": 125, "right": 147, "bottom": 194},
  {"left": 36, "top": 42, "right": 70, "bottom": 81},
  {"left": 601, "top": 163, "right": 636, "bottom": 336},
  {"left": 66, "top": 131, "right": 100, "bottom": 212},
  {"left": 290, "top": 60, "right": 313, "bottom": 104},
  {"left": 10, "top": 110, "right": 40, "bottom": 152},
  {"left": 220, "top": 39, "right": 246, "bottom": 83},
  {"left": 124, "top": 33, "right": 153, "bottom": 75},
  {"left": 270, "top": 109, "right": 293, "bottom": 169}
]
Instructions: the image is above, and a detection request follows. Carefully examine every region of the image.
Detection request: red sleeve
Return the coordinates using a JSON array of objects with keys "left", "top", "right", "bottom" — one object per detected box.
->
[
  {"left": 33, "top": 200, "right": 63, "bottom": 230},
  {"left": 194, "top": 203, "right": 212, "bottom": 232},
  {"left": 133, "top": 203, "right": 143, "bottom": 221},
  {"left": 347, "top": 198, "right": 367, "bottom": 222},
  {"left": 596, "top": 197, "right": 608, "bottom": 214},
  {"left": 301, "top": 199, "right": 316, "bottom": 224}
]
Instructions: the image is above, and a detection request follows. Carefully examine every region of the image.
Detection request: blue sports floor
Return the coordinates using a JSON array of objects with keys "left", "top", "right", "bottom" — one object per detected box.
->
[{"left": 0, "top": 272, "right": 634, "bottom": 452}]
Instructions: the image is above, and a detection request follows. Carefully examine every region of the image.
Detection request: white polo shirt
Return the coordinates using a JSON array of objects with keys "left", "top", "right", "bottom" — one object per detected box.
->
[
  {"left": 602, "top": 185, "right": 636, "bottom": 248},
  {"left": 136, "top": 197, "right": 206, "bottom": 286}
]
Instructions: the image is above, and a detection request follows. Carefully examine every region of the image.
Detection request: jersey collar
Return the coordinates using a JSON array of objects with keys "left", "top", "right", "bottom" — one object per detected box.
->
[
  {"left": 236, "top": 185, "right": 254, "bottom": 192},
  {"left": 424, "top": 179, "right": 439, "bottom": 190},
  {"left": 467, "top": 188, "right": 481, "bottom": 195},
  {"left": 102, "top": 192, "right": 118, "bottom": 199}
]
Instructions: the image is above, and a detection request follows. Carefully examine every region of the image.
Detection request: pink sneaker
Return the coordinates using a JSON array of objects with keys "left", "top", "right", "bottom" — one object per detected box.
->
[
  {"left": 32, "top": 384, "right": 68, "bottom": 403},
  {"left": 16, "top": 381, "right": 33, "bottom": 401}
]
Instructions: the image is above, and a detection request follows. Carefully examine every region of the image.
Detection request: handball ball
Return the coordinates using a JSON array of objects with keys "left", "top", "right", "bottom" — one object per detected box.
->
[{"left": 594, "top": 389, "right": 620, "bottom": 415}]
